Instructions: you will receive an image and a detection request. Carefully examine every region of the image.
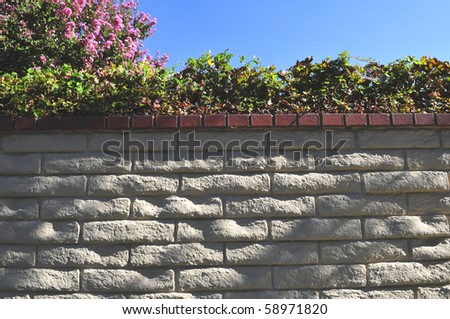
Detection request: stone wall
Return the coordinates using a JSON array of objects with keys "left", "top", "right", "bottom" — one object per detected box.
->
[{"left": 0, "top": 114, "right": 449, "bottom": 299}]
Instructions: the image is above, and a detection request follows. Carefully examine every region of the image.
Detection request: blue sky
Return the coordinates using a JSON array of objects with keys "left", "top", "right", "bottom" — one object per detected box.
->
[{"left": 141, "top": 0, "right": 450, "bottom": 70}]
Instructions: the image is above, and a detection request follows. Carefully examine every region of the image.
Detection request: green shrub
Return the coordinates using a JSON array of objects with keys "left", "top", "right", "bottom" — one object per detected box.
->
[{"left": 2, "top": 51, "right": 450, "bottom": 116}]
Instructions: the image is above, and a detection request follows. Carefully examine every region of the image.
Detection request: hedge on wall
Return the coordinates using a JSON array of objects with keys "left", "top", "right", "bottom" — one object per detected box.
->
[{"left": 1, "top": 1, "right": 450, "bottom": 116}]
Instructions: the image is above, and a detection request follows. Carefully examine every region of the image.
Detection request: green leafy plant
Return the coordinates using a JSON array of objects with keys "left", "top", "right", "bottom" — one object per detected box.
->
[{"left": 2, "top": 51, "right": 450, "bottom": 116}]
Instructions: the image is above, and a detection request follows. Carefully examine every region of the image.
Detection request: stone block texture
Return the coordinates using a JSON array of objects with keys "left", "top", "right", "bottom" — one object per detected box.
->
[{"left": 0, "top": 127, "right": 449, "bottom": 299}]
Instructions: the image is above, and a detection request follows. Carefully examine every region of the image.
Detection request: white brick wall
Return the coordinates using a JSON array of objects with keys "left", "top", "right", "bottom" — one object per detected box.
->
[{"left": 0, "top": 127, "right": 449, "bottom": 299}]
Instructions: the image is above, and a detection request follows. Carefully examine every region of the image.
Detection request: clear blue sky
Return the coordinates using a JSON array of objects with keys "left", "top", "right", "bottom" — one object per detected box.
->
[{"left": 141, "top": 0, "right": 450, "bottom": 70}]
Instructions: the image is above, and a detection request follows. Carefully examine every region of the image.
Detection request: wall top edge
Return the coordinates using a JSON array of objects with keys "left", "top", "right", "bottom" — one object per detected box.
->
[{"left": 0, "top": 113, "right": 448, "bottom": 131}]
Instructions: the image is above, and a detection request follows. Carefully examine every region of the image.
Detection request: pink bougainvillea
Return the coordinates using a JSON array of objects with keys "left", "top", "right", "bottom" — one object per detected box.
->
[{"left": 2, "top": 0, "right": 166, "bottom": 74}]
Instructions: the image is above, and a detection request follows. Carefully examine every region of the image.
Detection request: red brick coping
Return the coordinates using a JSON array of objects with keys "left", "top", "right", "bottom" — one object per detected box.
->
[{"left": 0, "top": 113, "right": 448, "bottom": 130}]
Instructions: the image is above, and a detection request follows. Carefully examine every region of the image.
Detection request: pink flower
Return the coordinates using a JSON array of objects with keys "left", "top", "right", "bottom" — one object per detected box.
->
[
  {"left": 137, "top": 13, "right": 152, "bottom": 24},
  {"left": 79, "top": 22, "right": 88, "bottom": 31},
  {"left": 61, "top": 7, "right": 72, "bottom": 18},
  {"left": 40, "top": 55, "right": 47, "bottom": 64},
  {"left": 104, "top": 40, "right": 113, "bottom": 49},
  {"left": 64, "top": 21, "right": 76, "bottom": 38},
  {"left": 113, "top": 15, "right": 124, "bottom": 31},
  {"left": 127, "top": 25, "right": 140, "bottom": 37},
  {"left": 92, "top": 19, "right": 102, "bottom": 34},
  {"left": 73, "top": 5, "right": 83, "bottom": 15}
]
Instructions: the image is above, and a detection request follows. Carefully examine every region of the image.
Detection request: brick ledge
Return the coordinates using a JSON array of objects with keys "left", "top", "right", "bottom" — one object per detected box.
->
[{"left": 0, "top": 113, "right": 448, "bottom": 130}]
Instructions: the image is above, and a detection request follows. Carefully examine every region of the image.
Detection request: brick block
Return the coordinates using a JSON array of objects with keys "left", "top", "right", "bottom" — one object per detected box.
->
[
  {"left": 0, "top": 246, "right": 35, "bottom": 266},
  {"left": 33, "top": 293, "right": 125, "bottom": 299},
  {"left": 84, "top": 116, "right": 106, "bottom": 129},
  {"left": 271, "top": 219, "right": 362, "bottom": 241},
  {"left": 228, "top": 114, "right": 249, "bottom": 127},
  {"left": 225, "top": 196, "right": 315, "bottom": 218},
  {"left": 274, "top": 114, "right": 296, "bottom": 127},
  {"left": 365, "top": 215, "right": 449, "bottom": 239},
  {"left": 0, "top": 118, "right": 14, "bottom": 130},
  {"left": 414, "top": 114, "right": 435, "bottom": 126},
  {"left": 226, "top": 242, "right": 318, "bottom": 265},
  {"left": 4, "top": 293, "right": 30, "bottom": 300},
  {"left": 37, "top": 246, "right": 128, "bottom": 268},
  {"left": 442, "top": 130, "right": 450, "bottom": 147},
  {"left": 321, "top": 289, "right": 414, "bottom": 299},
  {"left": 2, "top": 133, "right": 87, "bottom": 153},
  {"left": 182, "top": 174, "right": 270, "bottom": 195},
  {"left": 128, "top": 292, "right": 222, "bottom": 299},
  {"left": 134, "top": 158, "right": 223, "bottom": 173},
  {"left": 0, "top": 269, "right": 79, "bottom": 291},
  {"left": 224, "top": 290, "right": 318, "bottom": 299},
  {"left": 82, "top": 269, "right": 174, "bottom": 292},
  {"left": 14, "top": 117, "right": 36, "bottom": 130},
  {"left": 36, "top": 117, "right": 60, "bottom": 130},
  {"left": 363, "top": 171, "right": 449, "bottom": 194},
  {"left": 270, "top": 129, "right": 354, "bottom": 150},
  {"left": 155, "top": 115, "right": 177, "bottom": 128},
  {"left": 131, "top": 115, "right": 154, "bottom": 129},
  {"left": 42, "top": 198, "right": 130, "bottom": 220},
  {"left": 107, "top": 116, "right": 129, "bottom": 129},
  {"left": 406, "top": 150, "right": 450, "bottom": 170},
  {"left": 179, "top": 267, "right": 271, "bottom": 291},
  {"left": 273, "top": 265, "right": 366, "bottom": 289},
  {"left": 251, "top": 114, "right": 272, "bottom": 127},
  {"left": 408, "top": 194, "right": 450, "bottom": 215},
  {"left": 368, "top": 114, "right": 390, "bottom": 126},
  {"left": 0, "top": 221, "right": 79, "bottom": 244},
  {"left": 315, "top": 151, "right": 404, "bottom": 171},
  {"left": 298, "top": 114, "right": 320, "bottom": 127},
  {"left": 412, "top": 239, "right": 450, "bottom": 261},
  {"left": 273, "top": 173, "right": 361, "bottom": 195},
  {"left": 0, "top": 199, "right": 38, "bottom": 220},
  {"left": 368, "top": 262, "right": 450, "bottom": 286},
  {"left": 204, "top": 114, "right": 226, "bottom": 127},
  {"left": 177, "top": 220, "right": 268, "bottom": 242},
  {"left": 226, "top": 154, "right": 314, "bottom": 172},
  {"left": 0, "top": 154, "right": 41, "bottom": 175},
  {"left": 133, "top": 196, "right": 222, "bottom": 219},
  {"left": 179, "top": 115, "right": 202, "bottom": 128},
  {"left": 88, "top": 175, "right": 178, "bottom": 196},
  {"left": 44, "top": 153, "right": 131, "bottom": 174},
  {"left": 317, "top": 195, "right": 407, "bottom": 216},
  {"left": 392, "top": 113, "right": 413, "bottom": 126},
  {"left": 322, "top": 114, "right": 344, "bottom": 126},
  {"left": 357, "top": 129, "right": 440, "bottom": 149},
  {"left": 321, "top": 241, "right": 407, "bottom": 264},
  {"left": 345, "top": 113, "right": 367, "bottom": 126},
  {"left": 437, "top": 113, "right": 450, "bottom": 126},
  {"left": 60, "top": 117, "right": 83, "bottom": 130},
  {"left": 0, "top": 176, "right": 87, "bottom": 197},
  {"left": 417, "top": 285, "right": 450, "bottom": 299},
  {"left": 131, "top": 243, "right": 223, "bottom": 266},
  {"left": 83, "top": 221, "right": 174, "bottom": 243}
]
